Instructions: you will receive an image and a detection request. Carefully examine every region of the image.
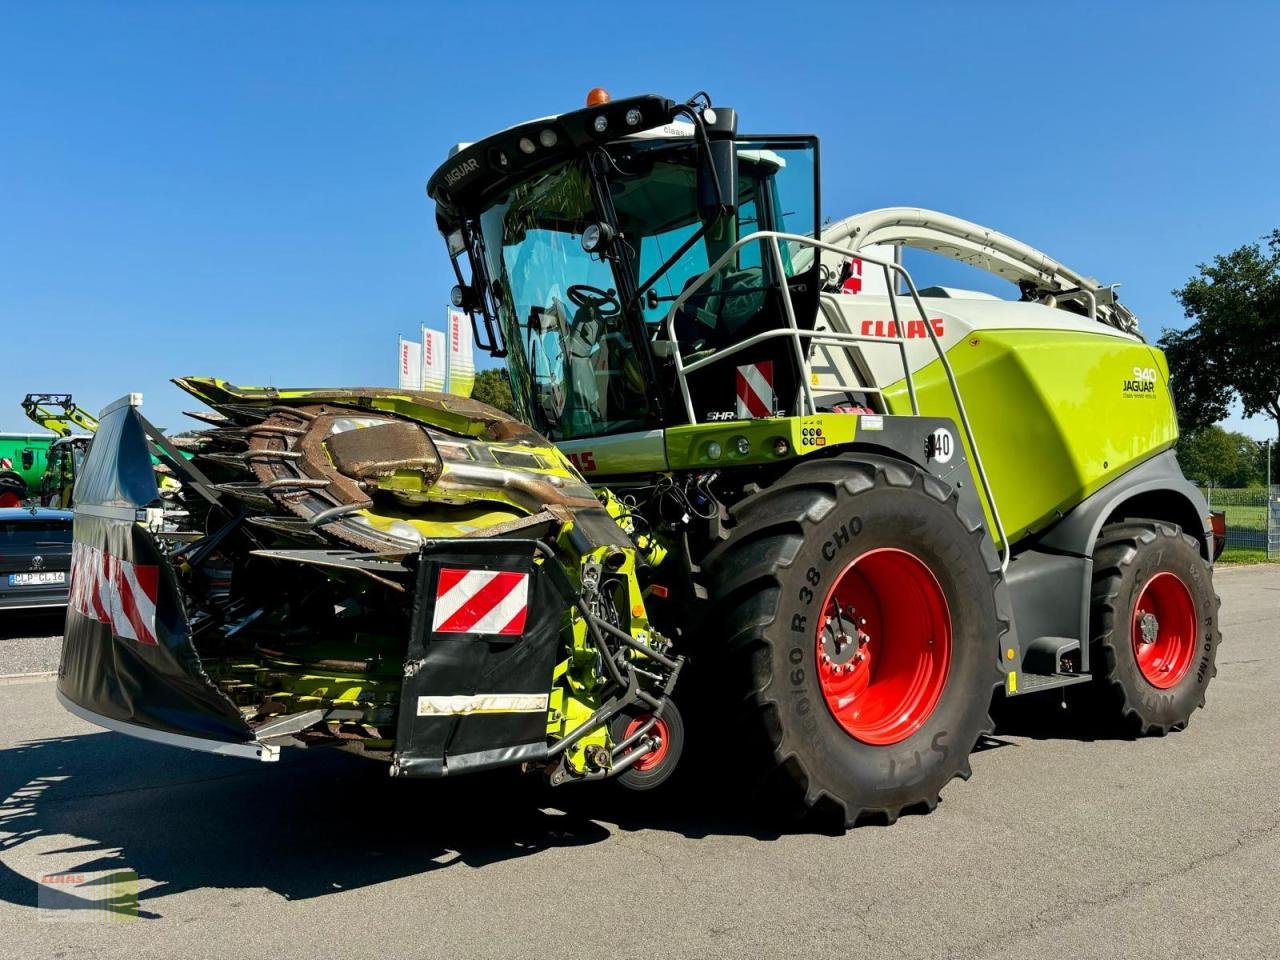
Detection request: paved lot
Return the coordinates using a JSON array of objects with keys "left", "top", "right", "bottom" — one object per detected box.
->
[
  {"left": 0, "top": 611, "right": 63, "bottom": 677},
  {"left": 0, "top": 566, "right": 1277, "bottom": 960}
]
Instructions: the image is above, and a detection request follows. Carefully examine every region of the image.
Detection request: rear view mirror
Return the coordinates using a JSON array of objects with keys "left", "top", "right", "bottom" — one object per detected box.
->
[
  {"left": 21, "top": 449, "right": 33, "bottom": 470},
  {"left": 698, "top": 139, "right": 738, "bottom": 218}
]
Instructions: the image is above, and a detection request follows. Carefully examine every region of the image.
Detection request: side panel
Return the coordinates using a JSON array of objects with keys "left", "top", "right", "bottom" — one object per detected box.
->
[
  {"left": 1035, "top": 449, "right": 1212, "bottom": 558},
  {"left": 60, "top": 400, "right": 255, "bottom": 744},
  {"left": 883, "top": 329, "right": 1179, "bottom": 545},
  {"left": 1004, "top": 548, "right": 1092, "bottom": 672},
  {"left": 557, "top": 429, "right": 668, "bottom": 478}
]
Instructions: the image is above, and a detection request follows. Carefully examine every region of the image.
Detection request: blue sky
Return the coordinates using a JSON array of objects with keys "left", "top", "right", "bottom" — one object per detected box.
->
[{"left": 2, "top": 0, "right": 1278, "bottom": 439}]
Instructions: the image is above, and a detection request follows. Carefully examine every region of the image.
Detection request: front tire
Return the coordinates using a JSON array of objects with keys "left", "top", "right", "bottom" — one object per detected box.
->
[
  {"left": 610, "top": 702, "right": 685, "bottom": 792},
  {"left": 702, "top": 454, "right": 1005, "bottom": 827},
  {"left": 1088, "top": 521, "right": 1220, "bottom": 735}
]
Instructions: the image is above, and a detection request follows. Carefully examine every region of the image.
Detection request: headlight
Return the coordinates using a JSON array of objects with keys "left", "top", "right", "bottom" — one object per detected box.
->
[{"left": 581, "top": 222, "right": 615, "bottom": 253}]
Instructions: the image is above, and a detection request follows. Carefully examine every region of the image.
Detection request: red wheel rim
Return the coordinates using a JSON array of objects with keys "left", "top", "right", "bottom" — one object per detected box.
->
[
  {"left": 623, "top": 715, "right": 670, "bottom": 772},
  {"left": 815, "top": 548, "right": 952, "bottom": 746},
  {"left": 1131, "top": 571, "right": 1197, "bottom": 689}
]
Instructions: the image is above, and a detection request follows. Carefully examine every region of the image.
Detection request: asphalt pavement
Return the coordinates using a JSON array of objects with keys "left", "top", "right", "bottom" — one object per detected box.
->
[
  {"left": 0, "top": 611, "right": 63, "bottom": 677},
  {"left": 0, "top": 565, "right": 1276, "bottom": 960}
]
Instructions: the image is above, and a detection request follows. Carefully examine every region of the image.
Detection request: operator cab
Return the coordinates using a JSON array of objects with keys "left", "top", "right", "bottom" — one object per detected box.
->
[
  {"left": 43, "top": 436, "right": 89, "bottom": 508},
  {"left": 427, "top": 92, "right": 821, "bottom": 441}
]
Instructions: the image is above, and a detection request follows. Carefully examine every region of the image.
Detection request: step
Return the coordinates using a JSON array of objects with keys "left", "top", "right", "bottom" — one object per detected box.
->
[{"left": 1011, "top": 670, "right": 1093, "bottom": 697}]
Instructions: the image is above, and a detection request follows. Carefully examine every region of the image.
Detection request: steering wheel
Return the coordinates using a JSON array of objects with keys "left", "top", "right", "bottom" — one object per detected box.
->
[{"left": 567, "top": 284, "right": 621, "bottom": 317}]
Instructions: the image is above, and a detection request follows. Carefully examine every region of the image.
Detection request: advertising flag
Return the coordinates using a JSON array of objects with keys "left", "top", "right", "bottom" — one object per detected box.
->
[
  {"left": 398, "top": 336, "right": 422, "bottom": 391},
  {"left": 422, "top": 327, "right": 446, "bottom": 393},
  {"left": 446, "top": 309, "right": 475, "bottom": 398}
]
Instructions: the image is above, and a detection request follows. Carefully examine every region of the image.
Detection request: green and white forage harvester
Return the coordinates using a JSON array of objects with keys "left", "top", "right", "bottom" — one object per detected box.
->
[{"left": 61, "top": 90, "right": 1222, "bottom": 825}]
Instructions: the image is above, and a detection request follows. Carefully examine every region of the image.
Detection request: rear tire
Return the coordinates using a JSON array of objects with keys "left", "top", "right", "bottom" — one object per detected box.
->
[
  {"left": 702, "top": 454, "right": 1005, "bottom": 827},
  {"left": 1088, "top": 521, "right": 1220, "bottom": 735}
]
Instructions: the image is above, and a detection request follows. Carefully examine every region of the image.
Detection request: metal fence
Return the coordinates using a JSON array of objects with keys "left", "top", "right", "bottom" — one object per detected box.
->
[{"left": 1199, "top": 485, "right": 1280, "bottom": 558}]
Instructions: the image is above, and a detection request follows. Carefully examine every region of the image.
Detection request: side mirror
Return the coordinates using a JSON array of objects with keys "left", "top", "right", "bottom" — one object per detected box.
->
[
  {"left": 21, "top": 449, "right": 34, "bottom": 470},
  {"left": 698, "top": 138, "right": 737, "bottom": 217}
]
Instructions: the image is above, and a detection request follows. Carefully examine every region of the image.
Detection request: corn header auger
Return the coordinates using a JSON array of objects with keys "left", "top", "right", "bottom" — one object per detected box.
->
[{"left": 61, "top": 90, "right": 1222, "bottom": 828}]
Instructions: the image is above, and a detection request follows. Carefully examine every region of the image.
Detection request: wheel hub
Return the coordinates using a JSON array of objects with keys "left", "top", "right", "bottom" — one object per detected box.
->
[
  {"left": 815, "top": 548, "right": 952, "bottom": 746},
  {"left": 819, "top": 604, "right": 869, "bottom": 670},
  {"left": 1137, "top": 611, "right": 1159, "bottom": 645},
  {"left": 623, "top": 715, "right": 670, "bottom": 773},
  {"left": 1131, "top": 571, "right": 1197, "bottom": 689}
]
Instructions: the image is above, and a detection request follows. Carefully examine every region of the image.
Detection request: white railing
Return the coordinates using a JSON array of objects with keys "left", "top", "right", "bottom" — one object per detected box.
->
[{"left": 661, "top": 230, "right": 1009, "bottom": 569}]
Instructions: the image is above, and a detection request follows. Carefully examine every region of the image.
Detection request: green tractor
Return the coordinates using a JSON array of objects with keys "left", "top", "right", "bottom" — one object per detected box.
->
[
  {"left": 20, "top": 393, "right": 99, "bottom": 507},
  {"left": 0, "top": 433, "right": 52, "bottom": 506},
  {"left": 60, "top": 92, "right": 1220, "bottom": 826}
]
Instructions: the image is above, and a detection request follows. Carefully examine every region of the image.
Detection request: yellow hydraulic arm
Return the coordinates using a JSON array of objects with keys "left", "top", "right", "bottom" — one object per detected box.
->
[{"left": 21, "top": 393, "right": 100, "bottom": 438}]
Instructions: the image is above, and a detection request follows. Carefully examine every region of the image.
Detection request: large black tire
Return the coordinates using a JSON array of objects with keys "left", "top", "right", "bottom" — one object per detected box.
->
[
  {"left": 1088, "top": 521, "right": 1220, "bottom": 735},
  {"left": 701, "top": 454, "right": 1005, "bottom": 827}
]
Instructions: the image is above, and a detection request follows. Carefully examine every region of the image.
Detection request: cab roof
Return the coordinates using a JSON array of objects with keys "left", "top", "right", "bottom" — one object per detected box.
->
[{"left": 426, "top": 94, "right": 678, "bottom": 223}]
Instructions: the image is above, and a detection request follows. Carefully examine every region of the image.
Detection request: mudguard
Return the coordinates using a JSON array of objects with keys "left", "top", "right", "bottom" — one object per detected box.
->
[{"left": 393, "top": 539, "right": 566, "bottom": 777}]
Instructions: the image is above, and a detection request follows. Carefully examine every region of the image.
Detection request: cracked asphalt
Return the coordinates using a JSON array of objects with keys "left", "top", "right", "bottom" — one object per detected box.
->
[{"left": 0, "top": 565, "right": 1276, "bottom": 959}]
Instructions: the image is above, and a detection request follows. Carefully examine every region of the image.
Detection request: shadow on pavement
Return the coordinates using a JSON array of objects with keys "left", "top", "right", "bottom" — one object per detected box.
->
[
  {"left": 0, "top": 729, "right": 773, "bottom": 918},
  {"left": 990, "top": 687, "right": 1139, "bottom": 742},
  {"left": 0, "top": 687, "right": 1138, "bottom": 916},
  {"left": 0, "top": 609, "right": 66, "bottom": 642}
]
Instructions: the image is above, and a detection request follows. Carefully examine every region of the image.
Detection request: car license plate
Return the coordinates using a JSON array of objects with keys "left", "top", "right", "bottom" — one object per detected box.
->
[{"left": 8, "top": 571, "right": 66, "bottom": 586}]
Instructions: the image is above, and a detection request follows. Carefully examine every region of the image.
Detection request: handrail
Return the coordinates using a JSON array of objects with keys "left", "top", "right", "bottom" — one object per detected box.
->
[{"left": 661, "top": 229, "right": 1010, "bottom": 569}]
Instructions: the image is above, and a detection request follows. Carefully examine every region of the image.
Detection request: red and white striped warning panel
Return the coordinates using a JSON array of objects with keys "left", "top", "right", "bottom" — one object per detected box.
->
[
  {"left": 432, "top": 567, "right": 530, "bottom": 636},
  {"left": 69, "top": 542, "right": 159, "bottom": 646},
  {"left": 735, "top": 361, "right": 775, "bottom": 419}
]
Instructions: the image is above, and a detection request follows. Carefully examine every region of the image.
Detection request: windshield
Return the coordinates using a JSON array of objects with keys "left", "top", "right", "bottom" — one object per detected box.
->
[
  {"left": 473, "top": 136, "right": 819, "bottom": 440},
  {"left": 478, "top": 163, "right": 653, "bottom": 440}
]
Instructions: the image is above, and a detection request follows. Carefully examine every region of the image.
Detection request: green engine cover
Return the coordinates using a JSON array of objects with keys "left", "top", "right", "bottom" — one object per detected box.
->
[{"left": 884, "top": 329, "right": 1178, "bottom": 545}]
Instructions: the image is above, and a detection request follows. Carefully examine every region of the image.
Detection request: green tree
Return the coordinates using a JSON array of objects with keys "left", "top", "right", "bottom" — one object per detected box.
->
[
  {"left": 1176, "top": 426, "right": 1261, "bottom": 487},
  {"left": 470, "top": 368, "right": 520, "bottom": 419},
  {"left": 1162, "top": 230, "right": 1280, "bottom": 441}
]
